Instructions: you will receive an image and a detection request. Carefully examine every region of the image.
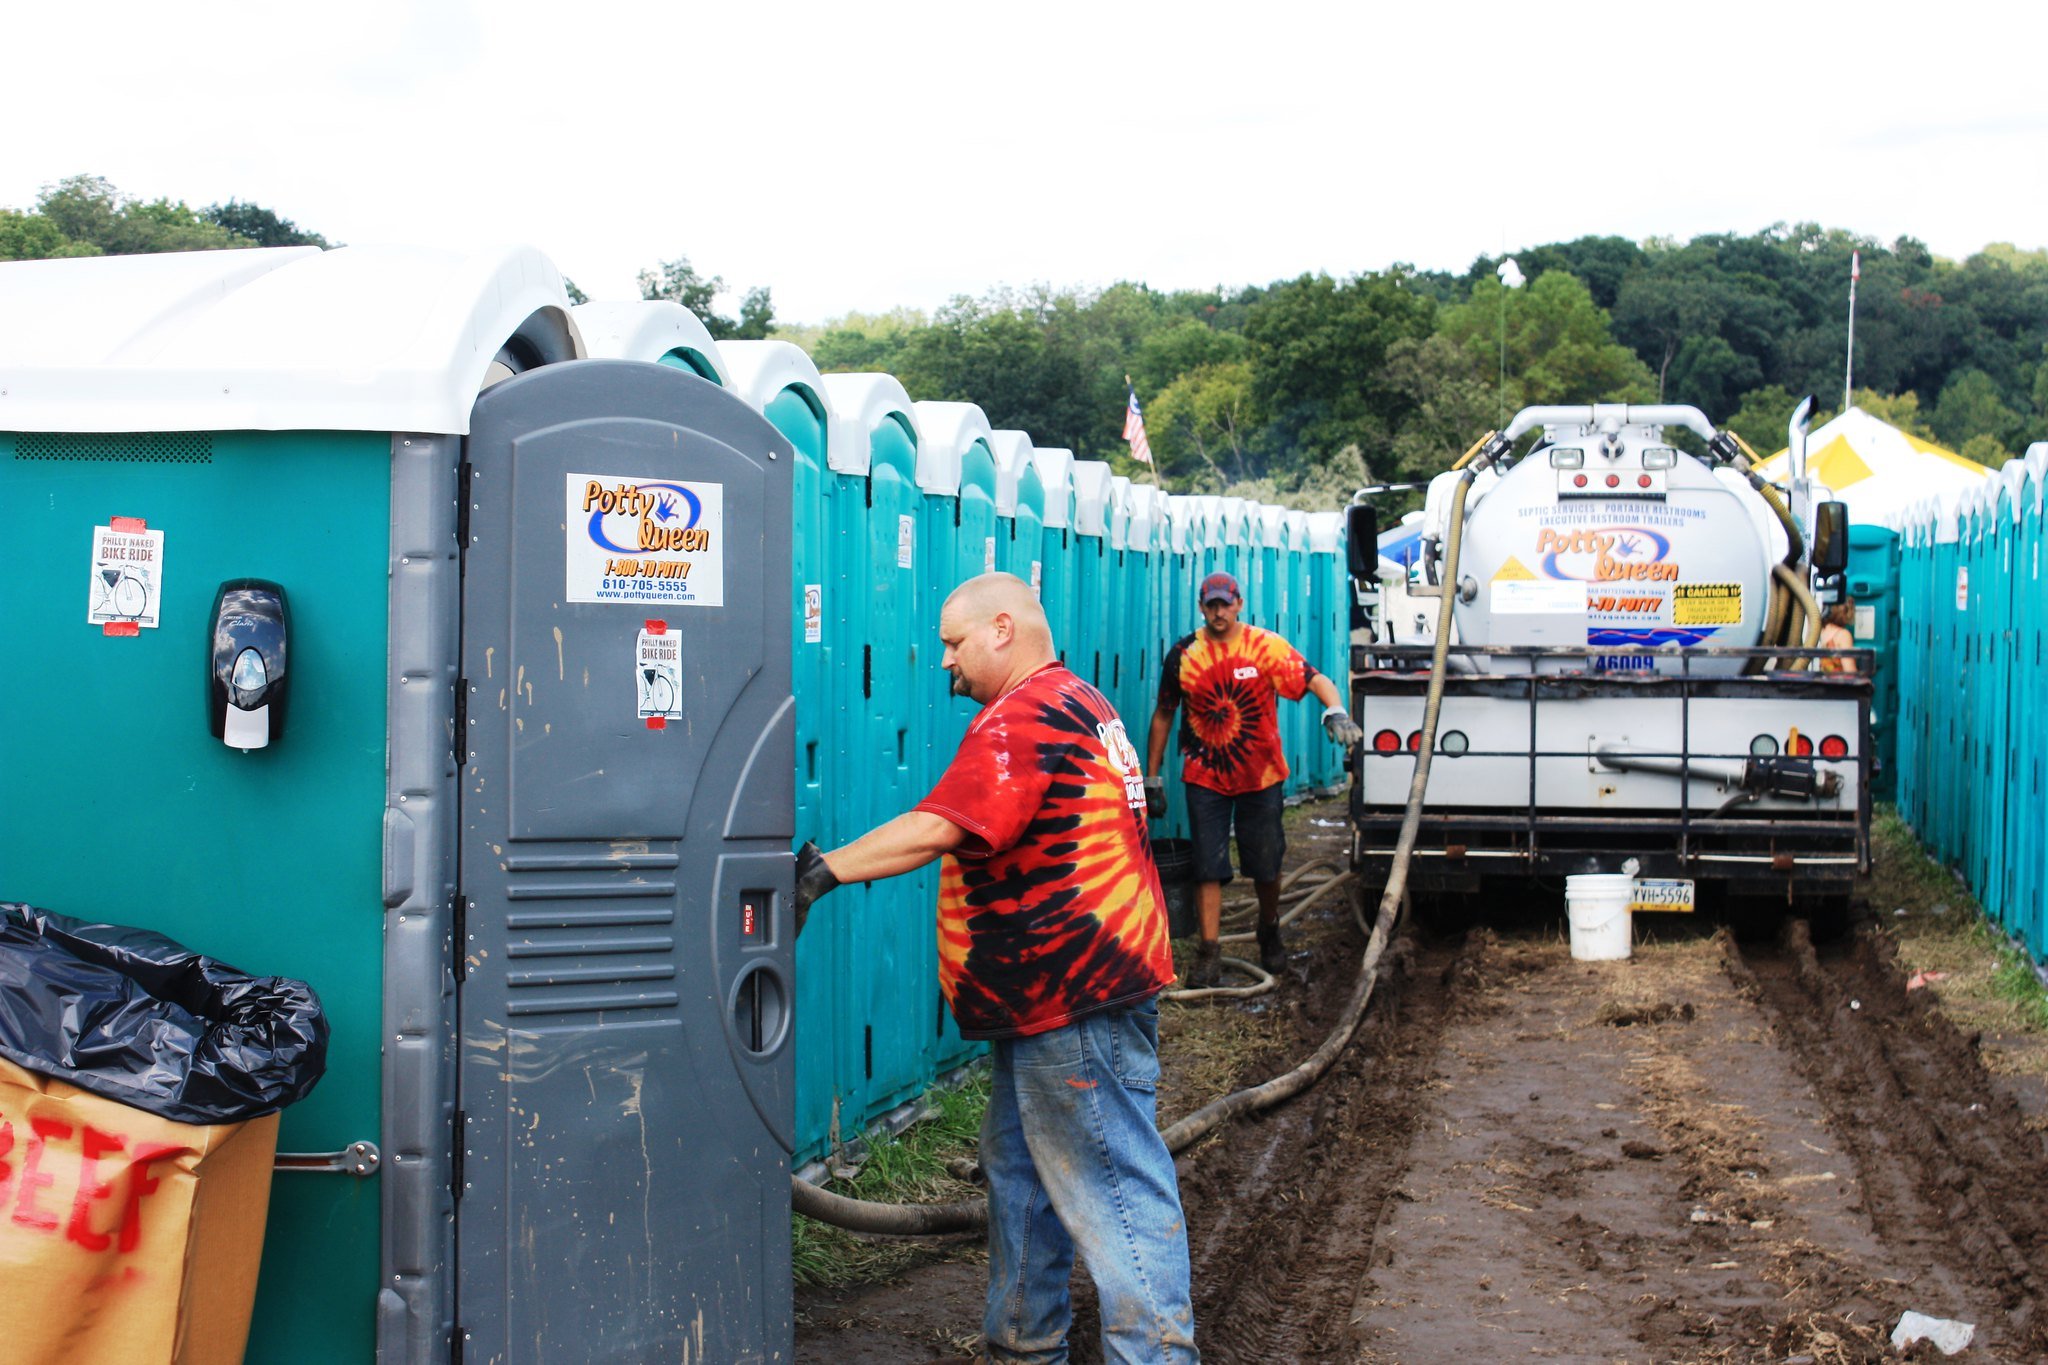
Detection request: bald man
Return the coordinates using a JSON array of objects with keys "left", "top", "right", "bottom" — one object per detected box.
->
[{"left": 797, "top": 572, "right": 1200, "bottom": 1364}]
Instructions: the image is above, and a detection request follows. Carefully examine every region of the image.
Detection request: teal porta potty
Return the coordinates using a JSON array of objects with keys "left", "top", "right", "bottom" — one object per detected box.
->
[
  {"left": 990, "top": 429, "right": 1046, "bottom": 593},
  {"left": 815, "top": 371, "right": 942, "bottom": 1140},
  {"left": 1845, "top": 523, "right": 1901, "bottom": 800},
  {"left": 1, "top": 246, "right": 803, "bottom": 1363},
  {"left": 1071, "top": 459, "right": 1116, "bottom": 694},
  {"left": 1032, "top": 447, "right": 1078, "bottom": 668}
]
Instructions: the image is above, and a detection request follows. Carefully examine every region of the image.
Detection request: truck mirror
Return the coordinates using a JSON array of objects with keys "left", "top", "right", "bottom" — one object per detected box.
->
[
  {"left": 1345, "top": 503, "right": 1379, "bottom": 580},
  {"left": 1811, "top": 501, "right": 1849, "bottom": 576}
]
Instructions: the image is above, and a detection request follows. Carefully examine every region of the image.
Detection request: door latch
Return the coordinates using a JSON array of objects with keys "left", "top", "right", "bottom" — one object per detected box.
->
[{"left": 274, "top": 1140, "right": 382, "bottom": 1176}]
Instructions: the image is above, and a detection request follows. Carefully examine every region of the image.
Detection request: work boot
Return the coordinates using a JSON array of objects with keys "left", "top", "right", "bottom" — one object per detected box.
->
[
  {"left": 1257, "top": 917, "right": 1286, "bottom": 975},
  {"left": 1186, "top": 939, "right": 1221, "bottom": 989}
]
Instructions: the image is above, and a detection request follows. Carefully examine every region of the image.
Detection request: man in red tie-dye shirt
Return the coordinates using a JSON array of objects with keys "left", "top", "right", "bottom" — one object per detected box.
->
[
  {"left": 1146, "top": 571, "right": 1361, "bottom": 987},
  {"left": 795, "top": 573, "right": 1198, "bottom": 1364}
]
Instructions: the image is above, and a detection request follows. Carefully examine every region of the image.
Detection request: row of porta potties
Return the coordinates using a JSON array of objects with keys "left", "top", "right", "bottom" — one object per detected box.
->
[
  {"left": 0, "top": 244, "right": 1352, "bottom": 1363},
  {"left": 1894, "top": 443, "right": 2048, "bottom": 968}
]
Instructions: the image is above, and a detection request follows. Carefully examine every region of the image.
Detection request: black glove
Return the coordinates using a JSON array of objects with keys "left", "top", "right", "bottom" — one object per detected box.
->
[
  {"left": 794, "top": 840, "right": 840, "bottom": 937},
  {"left": 1323, "top": 705, "right": 1364, "bottom": 751},
  {"left": 1143, "top": 776, "right": 1167, "bottom": 820}
]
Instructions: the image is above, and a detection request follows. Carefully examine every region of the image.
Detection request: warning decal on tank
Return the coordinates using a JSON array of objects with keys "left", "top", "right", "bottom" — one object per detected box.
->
[
  {"left": 1670, "top": 582, "right": 1743, "bottom": 626},
  {"left": 1492, "top": 556, "right": 1537, "bottom": 581}
]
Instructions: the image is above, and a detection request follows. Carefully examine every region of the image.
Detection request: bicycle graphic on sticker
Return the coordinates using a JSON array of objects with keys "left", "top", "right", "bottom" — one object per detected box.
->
[{"left": 87, "top": 523, "right": 165, "bottom": 628}]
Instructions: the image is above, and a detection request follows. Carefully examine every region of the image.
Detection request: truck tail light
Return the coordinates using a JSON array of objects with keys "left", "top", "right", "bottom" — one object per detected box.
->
[
  {"left": 1373, "top": 729, "right": 1401, "bottom": 754},
  {"left": 1819, "top": 735, "right": 1849, "bottom": 758},
  {"left": 1749, "top": 734, "right": 1780, "bottom": 757},
  {"left": 1407, "top": 731, "right": 1424, "bottom": 752},
  {"left": 1789, "top": 734, "right": 1814, "bottom": 757},
  {"left": 1440, "top": 730, "right": 1469, "bottom": 756}
]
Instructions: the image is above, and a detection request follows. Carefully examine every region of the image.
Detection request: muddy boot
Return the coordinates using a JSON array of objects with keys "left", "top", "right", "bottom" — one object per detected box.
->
[
  {"left": 1257, "top": 917, "right": 1286, "bottom": 975},
  {"left": 1186, "top": 939, "right": 1221, "bottom": 989}
]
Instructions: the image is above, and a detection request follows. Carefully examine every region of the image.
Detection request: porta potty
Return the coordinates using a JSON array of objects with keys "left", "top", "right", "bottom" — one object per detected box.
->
[
  {"left": 1032, "top": 447, "right": 1079, "bottom": 667},
  {"left": 0, "top": 246, "right": 796, "bottom": 1364},
  {"left": 990, "top": 430, "right": 1046, "bottom": 591}
]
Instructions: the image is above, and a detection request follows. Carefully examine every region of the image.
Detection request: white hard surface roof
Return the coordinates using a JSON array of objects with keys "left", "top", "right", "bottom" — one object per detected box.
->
[
  {"left": 0, "top": 244, "right": 577, "bottom": 434},
  {"left": 818, "top": 373, "right": 919, "bottom": 478},
  {"left": 1032, "top": 448, "right": 1076, "bottom": 528},
  {"left": 572, "top": 301, "right": 729, "bottom": 385},
  {"left": 1307, "top": 511, "right": 1343, "bottom": 554},
  {"left": 988, "top": 429, "right": 1036, "bottom": 515},
  {"left": 1071, "top": 460, "right": 1114, "bottom": 536},
  {"left": 911, "top": 401, "right": 995, "bottom": 496}
]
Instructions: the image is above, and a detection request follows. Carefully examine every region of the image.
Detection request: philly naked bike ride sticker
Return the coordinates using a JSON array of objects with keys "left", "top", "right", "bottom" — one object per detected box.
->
[
  {"left": 567, "top": 473, "right": 725, "bottom": 608},
  {"left": 636, "top": 624, "right": 684, "bottom": 728},
  {"left": 87, "top": 519, "right": 165, "bottom": 629}
]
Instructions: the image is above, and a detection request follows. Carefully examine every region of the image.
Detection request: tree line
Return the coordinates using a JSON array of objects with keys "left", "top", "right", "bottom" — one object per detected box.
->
[{"left": 9, "top": 176, "right": 2042, "bottom": 503}]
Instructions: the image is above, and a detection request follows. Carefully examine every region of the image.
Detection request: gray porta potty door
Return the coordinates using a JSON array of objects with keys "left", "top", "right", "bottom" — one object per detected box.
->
[{"left": 454, "top": 359, "right": 794, "bottom": 1363}]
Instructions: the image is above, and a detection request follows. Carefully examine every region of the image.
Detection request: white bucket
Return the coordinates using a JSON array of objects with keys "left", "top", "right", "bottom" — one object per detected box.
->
[{"left": 1565, "top": 874, "right": 1634, "bottom": 961}]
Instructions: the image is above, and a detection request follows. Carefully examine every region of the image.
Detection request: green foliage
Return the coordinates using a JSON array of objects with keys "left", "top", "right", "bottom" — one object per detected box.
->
[
  {"left": 202, "top": 199, "right": 330, "bottom": 248},
  {"left": 2, "top": 175, "right": 331, "bottom": 262},
  {"left": 1931, "top": 368, "right": 2023, "bottom": 453},
  {"left": 637, "top": 254, "right": 775, "bottom": 341},
  {"left": 1440, "top": 271, "right": 1655, "bottom": 413},
  {"left": 790, "top": 1069, "right": 989, "bottom": 1289},
  {"left": 1723, "top": 384, "right": 1804, "bottom": 455},
  {"left": 1242, "top": 271, "right": 1435, "bottom": 473}
]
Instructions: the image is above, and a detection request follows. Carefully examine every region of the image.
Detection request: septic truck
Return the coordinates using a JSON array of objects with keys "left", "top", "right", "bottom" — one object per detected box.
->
[{"left": 1344, "top": 402, "right": 1871, "bottom": 926}]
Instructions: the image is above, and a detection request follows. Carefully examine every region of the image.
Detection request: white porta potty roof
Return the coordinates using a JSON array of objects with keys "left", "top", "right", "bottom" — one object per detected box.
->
[
  {"left": 1284, "top": 509, "right": 1312, "bottom": 552},
  {"left": 1307, "top": 511, "right": 1343, "bottom": 554},
  {"left": 818, "top": 373, "right": 919, "bottom": 479},
  {"left": 1071, "top": 460, "right": 1115, "bottom": 536},
  {"left": 988, "top": 429, "right": 1036, "bottom": 516},
  {"left": 1218, "top": 497, "right": 1252, "bottom": 546},
  {"left": 721, "top": 341, "right": 832, "bottom": 460},
  {"left": 910, "top": 401, "right": 996, "bottom": 497},
  {"left": 1254, "top": 505, "right": 1288, "bottom": 548},
  {"left": 0, "top": 244, "right": 579, "bottom": 434},
  {"left": 572, "top": 301, "right": 729, "bottom": 385},
  {"left": 1165, "top": 495, "right": 1201, "bottom": 553},
  {"left": 1032, "top": 448, "right": 1076, "bottom": 529},
  {"left": 1107, "top": 475, "right": 1133, "bottom": 549}
]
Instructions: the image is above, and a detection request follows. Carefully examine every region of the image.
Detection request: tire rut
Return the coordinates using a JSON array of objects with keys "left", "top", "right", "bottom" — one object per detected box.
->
[{"left": 1176, "top": 926, "right": 1466, "bottom": 1363}]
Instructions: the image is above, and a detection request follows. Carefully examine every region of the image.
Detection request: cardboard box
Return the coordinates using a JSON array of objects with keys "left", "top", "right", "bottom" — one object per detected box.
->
[{"left": 0, "top": 1055, "right": 278, "bottom": 1365}]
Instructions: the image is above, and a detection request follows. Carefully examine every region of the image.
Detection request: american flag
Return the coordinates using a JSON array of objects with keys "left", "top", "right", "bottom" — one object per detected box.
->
[{"left": 1123, "top": 384, "right": 1153, "bottom": 466}]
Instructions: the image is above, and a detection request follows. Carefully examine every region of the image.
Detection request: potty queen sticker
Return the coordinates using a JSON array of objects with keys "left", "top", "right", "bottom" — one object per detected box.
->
[{"left": 566, "top": 473, "right": 725, "bottom": 607}]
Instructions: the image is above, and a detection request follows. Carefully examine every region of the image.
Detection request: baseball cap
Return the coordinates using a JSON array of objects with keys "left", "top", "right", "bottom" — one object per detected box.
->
[{"left": 1199, "top": 571, "right": 1241, "bottom": 605}]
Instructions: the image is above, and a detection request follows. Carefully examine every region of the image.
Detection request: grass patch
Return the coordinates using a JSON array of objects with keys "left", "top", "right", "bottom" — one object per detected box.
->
[
  {"left": 791, "top": 1068, "right": 990, "bottom": 1290},
  {"left": 1871, "top": 806, "right": 2048, "bottom": 1083}
]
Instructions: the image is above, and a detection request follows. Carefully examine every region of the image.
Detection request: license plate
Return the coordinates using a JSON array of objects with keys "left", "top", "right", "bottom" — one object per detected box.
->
[{"left": 1629, "top": 878, "right": 1695, "bottom": 913}]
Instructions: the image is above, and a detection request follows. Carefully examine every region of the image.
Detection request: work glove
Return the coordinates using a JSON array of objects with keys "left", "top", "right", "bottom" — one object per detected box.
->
[
  {"left": 793, "top": 840, "right": 840, "bottom": 937},
  {"left": 1323, "top": 704, "right": 1364, "bottom": 751},
  {"left": 1143, "top": 775, "right": 1167, "bottom": 819}
]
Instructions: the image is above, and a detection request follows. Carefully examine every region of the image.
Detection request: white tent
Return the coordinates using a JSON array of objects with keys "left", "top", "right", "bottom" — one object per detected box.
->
[{"left": 1753, "top": 406, "right": 1994, "bottom": 527}]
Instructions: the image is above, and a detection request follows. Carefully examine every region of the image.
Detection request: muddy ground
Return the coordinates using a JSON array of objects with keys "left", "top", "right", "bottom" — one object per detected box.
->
[{"left": 796, "top": 805, "right": 2048, "bottom": 1362}]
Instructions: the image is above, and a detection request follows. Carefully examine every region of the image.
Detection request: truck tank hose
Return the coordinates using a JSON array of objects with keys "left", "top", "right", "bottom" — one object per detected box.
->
[
  {"left": 1771, "top": 561, "right": 1823, "bottom": 670},
  {"left": 1726, "top": 435, "right": 1806, "bottom": 672},
  {"left": 792, "top": 473, "right": 1480, "bottom": 1237}
]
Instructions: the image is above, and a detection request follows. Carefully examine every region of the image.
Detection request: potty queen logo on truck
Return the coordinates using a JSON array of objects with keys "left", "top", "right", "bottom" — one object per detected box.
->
[{"left": 565, "top": 472, "right": 726, "bottom": 607}]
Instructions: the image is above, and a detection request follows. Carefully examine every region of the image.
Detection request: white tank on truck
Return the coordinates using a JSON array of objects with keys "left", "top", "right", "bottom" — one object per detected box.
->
[{"left": 1344, "top": 401, "right": 1869, "bottom": 925}]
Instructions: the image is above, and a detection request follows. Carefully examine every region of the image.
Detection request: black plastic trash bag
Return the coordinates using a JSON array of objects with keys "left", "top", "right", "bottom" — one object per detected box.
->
[{"left": 0, "top": 902, "right": 326, "bottom": 1124}]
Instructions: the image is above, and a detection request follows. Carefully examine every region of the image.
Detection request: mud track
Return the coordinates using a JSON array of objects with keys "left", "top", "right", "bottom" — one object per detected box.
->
[{"left": 798, "top": 882, "right": 2048, "bottom": 1362}]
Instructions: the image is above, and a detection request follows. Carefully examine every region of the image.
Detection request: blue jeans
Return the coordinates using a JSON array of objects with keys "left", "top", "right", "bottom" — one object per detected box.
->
[{"left": 980, "top": 999, "right": 1199, "bottom": 1364}]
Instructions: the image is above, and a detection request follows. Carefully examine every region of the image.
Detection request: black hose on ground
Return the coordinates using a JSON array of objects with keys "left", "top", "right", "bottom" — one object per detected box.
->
[{"left": 794, "top": 467, "right": 1483, "bottom": 1237}]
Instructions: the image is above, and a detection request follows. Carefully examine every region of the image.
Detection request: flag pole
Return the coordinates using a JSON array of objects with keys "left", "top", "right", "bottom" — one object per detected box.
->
[{"left": 1844, "top": 250, "right": 1860, "bottom": 413}]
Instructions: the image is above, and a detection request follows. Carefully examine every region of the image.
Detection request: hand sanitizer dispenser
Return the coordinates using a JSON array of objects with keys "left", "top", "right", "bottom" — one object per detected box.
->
[{"left": 208, "top": 579, "right": 290, "bottom": 750}]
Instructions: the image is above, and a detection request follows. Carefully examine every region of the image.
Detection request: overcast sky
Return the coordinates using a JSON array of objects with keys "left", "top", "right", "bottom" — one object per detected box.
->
[{"left": 11, "top": 1, "right": 2046, "bottom": 324}]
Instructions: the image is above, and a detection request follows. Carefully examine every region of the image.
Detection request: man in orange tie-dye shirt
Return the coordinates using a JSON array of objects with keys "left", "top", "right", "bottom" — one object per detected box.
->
[
  {"left": 795, "top": 572, "right": 1198, "bottom": 1364},
  {"left": 1147, "top": 571, "right": 1361, "bottom": 987}
]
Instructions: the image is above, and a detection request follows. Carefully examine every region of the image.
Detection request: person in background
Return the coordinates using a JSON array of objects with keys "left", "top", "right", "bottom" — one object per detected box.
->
[
  {"left": 1818, "top": 597, "right": 1858, "bottom": 673},
  {"left": 1145, "top": 570, "right": 1362, "bottom": 987},
  {"left": 795, "top": 572, "right": 1199, "bottom": 1365}
]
